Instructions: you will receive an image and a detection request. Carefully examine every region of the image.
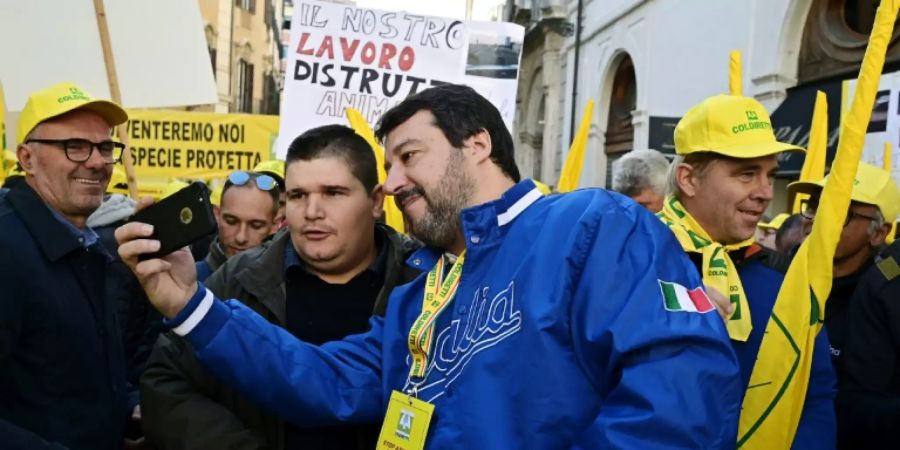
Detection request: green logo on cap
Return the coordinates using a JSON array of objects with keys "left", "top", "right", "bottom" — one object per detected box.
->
[
  {"left": 732, "top": 110, "right": 770, "bottom": 134},
  {"left": 57, "top": 87, "right": 92, "bottom": 104}
]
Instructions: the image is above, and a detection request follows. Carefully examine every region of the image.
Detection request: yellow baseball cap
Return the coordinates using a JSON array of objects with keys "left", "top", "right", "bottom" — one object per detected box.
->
[
  {"left": 253, "top": 159, "right": 285, "bottom": 186},
  {"left": 17, "top": 81, "right": 128, "bottom": 144},
  {"left": 675, "top": 95, "right": 804, "bottom": 158},
  {"left": 758, "top": 213, "right": 790, "bottom": 231},
  {"left": 788, "top": 162, "right": 900, "bottom": 223}
]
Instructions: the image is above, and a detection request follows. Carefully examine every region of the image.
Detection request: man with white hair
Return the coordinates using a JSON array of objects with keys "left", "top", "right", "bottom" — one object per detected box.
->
[{"left": 611, "top": 148, "right": 670, "bottom": 212}]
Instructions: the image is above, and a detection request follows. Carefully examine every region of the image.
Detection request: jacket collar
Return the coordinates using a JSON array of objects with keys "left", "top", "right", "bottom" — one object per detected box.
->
[
  {"left": 5, "top": 183, "right": 92, "bottom": 262},
  {"left": 406, "top": 179, "right": 543, "bottom": 271}
]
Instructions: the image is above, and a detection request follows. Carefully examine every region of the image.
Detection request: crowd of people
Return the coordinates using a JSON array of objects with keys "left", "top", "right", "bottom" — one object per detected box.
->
[{"left": 1, "top": 78, "right": 899, "bottom": 450}]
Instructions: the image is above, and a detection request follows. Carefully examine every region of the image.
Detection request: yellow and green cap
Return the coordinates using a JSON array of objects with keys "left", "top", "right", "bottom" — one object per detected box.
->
[
  {"left": 788, "top": 162, "right": 900, "bottom": 223},
  {"left": 17, "top": 81, "right": 127, "bottom": 144},
  {"left": 758, "top": 213, "right": 790, "bottom": 231},
  {"left": 253, "top": 159, "right": 285, "bottom": 187},
  {"left": 675, "top": 95, "right": 804, "bottom": 158}
]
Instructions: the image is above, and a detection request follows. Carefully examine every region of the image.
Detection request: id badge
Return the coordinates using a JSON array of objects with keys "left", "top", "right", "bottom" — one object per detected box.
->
[{"left": 376, "top": 390, "right": 435, "bottom": 450}]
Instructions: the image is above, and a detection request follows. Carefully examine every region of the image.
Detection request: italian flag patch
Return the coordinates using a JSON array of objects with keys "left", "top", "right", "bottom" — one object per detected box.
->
[{"left": 658, "top": 280, "right": 715, "bottom": 314}]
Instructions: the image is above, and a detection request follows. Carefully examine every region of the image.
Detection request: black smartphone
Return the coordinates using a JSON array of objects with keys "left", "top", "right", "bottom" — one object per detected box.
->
[{"left": 132, "top": 181, "right": 217, "bottom": 260}]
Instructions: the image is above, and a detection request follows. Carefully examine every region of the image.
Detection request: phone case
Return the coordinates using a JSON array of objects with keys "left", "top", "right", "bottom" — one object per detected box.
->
[{"left": 132, "top": 182, "right": 217, "bottom": 260}]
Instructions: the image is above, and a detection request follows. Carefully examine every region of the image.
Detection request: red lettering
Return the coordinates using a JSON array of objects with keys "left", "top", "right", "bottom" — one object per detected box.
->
[
  {"left": 315, "top": 36, "right": 334, "bottom": 59},
  {"left": 339, "top": 37, "right": 360, "bottom": 62},
  {"left": 398, "top": 47, "right": 415, "bottom": 71},
  {"left": 296, "top": 32, "right": 313, "bottom": 55},
  {"left": 378, "top": 43, "right": 397, "bottom": 69},
  {"left": 360, "top": 42, "right": 376, "bottom": 65}
]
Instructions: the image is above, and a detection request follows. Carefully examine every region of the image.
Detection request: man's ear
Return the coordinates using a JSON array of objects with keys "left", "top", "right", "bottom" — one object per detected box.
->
[
  {"left": 371, "top": 184, "right": 385, "bottom": 220},
  {"left": 869, "top": 222, "right": 892, "bottom": 247},
  {"left": 675, "top": 163, "right": 699, "bottom": 198},
  {"left": 16, "top": 144, "right": 34, "bottom": 174},
  {"left": 465, "top": 128, "right": 492, "bottom": 164}
]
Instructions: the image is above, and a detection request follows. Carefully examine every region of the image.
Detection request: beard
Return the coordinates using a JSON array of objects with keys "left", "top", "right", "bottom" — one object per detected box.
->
[{"left": 400, "top": 151, "right": 474, "bottom": 249}]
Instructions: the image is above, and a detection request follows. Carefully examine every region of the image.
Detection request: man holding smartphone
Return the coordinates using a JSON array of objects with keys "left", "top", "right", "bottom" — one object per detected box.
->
[
  {"left": 140, "top": 125, "right": 420, "bottom": 450},
  {"left": 0, "top": 81, "right": 135, "bottom": 449}
]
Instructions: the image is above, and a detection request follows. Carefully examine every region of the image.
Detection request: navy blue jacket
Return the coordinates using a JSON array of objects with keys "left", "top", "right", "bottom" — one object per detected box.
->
[{"left": 0, "top": 184, "right": 129, "bottom": 450}]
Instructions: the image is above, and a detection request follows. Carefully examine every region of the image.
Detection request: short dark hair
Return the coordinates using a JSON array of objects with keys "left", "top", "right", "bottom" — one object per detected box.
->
[
  {"left": 375, "top": 84, "right": 520, "bottom": 182},
  {"left": 775, "top": 213, "right": 804, "bottom": 250},
  {"left": 221, "top": 172, "right": 281, "bottom": 215},
  {"left": 285, "top": 125, "right": 378, "bottom": 193}
]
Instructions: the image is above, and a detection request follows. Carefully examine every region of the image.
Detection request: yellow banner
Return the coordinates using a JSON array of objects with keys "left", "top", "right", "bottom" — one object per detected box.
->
[{"left": 120, "top": 110, "right": 279, "bottom": 179}]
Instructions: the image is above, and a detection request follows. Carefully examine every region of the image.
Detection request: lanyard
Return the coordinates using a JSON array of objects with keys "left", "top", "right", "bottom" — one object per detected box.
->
[{"left": 407, "top": 252, "right": 466, "bottom": 380}]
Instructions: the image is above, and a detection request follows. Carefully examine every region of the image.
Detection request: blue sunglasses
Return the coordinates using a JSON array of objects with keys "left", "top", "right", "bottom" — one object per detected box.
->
[{"left": 228, "top": 171, "right": 277, "bottom": 191}]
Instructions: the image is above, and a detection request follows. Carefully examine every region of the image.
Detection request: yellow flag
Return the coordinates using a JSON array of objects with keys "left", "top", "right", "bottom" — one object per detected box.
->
[
  {"left": 345, "top": 107, "right": 405, "bottom": 233},
  {"left": 792, "top": 91, "right": 828, "bottom": 213},
  {"left": 738, "top": 1, "right": 899, "bottom": 448},
  {"left": 557, "top": 100, "right": 594, "bottom": 192},
  {"left": 729, "top": 50, "right": 743, "bottom": 96}
]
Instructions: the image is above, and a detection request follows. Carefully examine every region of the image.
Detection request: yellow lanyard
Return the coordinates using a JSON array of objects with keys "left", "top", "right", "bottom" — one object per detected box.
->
[{"left": 407, "top": 252, "right": 465, "bottom": 380}]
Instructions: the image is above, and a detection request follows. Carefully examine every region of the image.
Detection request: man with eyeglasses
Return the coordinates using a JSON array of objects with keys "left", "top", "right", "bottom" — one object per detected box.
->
[
  {"left": 195, "top": 170, "right": 281, "bottom": 282},
  {"left": 139, "top": 125, "right": 420, "bottom": 450},
  {"left": 0, "top": 81, "right": 134, "bottom": 449},
  {"left": 788, "top": 162, "right": 899, "bottom": 447}
]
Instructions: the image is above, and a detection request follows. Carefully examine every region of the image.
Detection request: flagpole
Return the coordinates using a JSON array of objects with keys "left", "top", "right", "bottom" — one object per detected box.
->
[{"left": 93, "top": 0, "right": 138, "bottom": 199}]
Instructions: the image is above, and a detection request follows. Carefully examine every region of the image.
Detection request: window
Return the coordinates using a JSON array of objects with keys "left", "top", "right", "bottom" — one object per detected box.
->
[
  {"left": 235, "top": 60, "right": 255, "bottom": 113},
  {"left": 798, "top": 0, "right": 900, "bottom": 84},
  {"left": 236, "top": 0, "right": 256, "bottom": 14},
  {"left": 604, "top": 54, "right": 636, "bottom": 155}
]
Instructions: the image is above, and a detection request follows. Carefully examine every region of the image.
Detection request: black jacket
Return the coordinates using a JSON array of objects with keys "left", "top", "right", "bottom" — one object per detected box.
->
[
  {"left": 835, "top": 241, "right": 900, "bottom": 449},
  {"left": 140, "top": 224, "right": 420, "bottom": 449},
  {"left": 0, "top": 184, "right": 129, "bottom": 450}
]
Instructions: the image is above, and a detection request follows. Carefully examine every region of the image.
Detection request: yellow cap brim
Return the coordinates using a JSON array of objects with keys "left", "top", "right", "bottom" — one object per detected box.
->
[
  {"left": 788, "top": 179, "right": 885, "bottom": 211},
  {"left": 704, "top": 140, "right": 805, "bottom": 159}
]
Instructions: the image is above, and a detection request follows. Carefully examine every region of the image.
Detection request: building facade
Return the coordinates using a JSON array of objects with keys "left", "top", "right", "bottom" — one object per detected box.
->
[
  {"left": 512, "top": 0, "right": 900, "bottom": 212},
  {"left": 199, "top": 0, "right": 285, "bottom": 114}
]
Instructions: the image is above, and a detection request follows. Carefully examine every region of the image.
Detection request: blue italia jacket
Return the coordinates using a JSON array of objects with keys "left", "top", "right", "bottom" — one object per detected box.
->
[{"left": 168, "top": 180, "right": 742, "bottom": 449}]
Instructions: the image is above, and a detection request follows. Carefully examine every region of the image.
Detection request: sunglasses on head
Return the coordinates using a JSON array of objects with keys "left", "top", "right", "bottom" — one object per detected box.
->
[{"left": 228, "top": 171, "right": 277, "bottom": 191}]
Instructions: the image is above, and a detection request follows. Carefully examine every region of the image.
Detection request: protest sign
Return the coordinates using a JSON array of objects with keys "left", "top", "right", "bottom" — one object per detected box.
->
[
  {"left": 842, "top": 69, "right": 900, "bottom": 185},
  {"left": 121, "top": 110, "right": 278, "bottom": 179},
  {"left": 463, "top": 21, "right": 524, "bottom": 130},
  {"left": 278, "top": 1, "right": 524, "bottom": 157}
]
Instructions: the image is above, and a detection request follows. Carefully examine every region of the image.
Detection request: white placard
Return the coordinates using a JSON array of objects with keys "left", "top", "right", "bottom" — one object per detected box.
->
[{"left": 277, "top": 1, "right": 525, "bottom": 157}]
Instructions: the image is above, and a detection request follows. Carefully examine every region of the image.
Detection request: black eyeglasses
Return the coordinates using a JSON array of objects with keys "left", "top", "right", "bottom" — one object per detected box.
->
[
  {"left": 228, "top": 171, "right": 277, "bottom": 191},
  {"left": 26, "top": 138, "right": 125, "bottom": 164},
  {"left": 800, "top": 201, "right": 879, "bottom": 228}
]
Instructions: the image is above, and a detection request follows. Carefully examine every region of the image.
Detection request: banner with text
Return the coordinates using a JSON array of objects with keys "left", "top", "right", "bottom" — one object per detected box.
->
[
  {"left": 121, "top": 110, "right": 279, "bottom": 179},
  {"left": 279, "top": 1, "right": 524, "bottom": 157},
  {"left": 843, "top": 69, "right": 900, "bottom": 185}
]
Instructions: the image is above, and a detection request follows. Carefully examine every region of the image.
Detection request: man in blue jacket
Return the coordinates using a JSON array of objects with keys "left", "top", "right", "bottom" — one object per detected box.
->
[
  {"left": 0, "top": 82, "right": 133, "bottom": 449},
  {"left": 662, "top": 95, "right": 837, "bottom": 449},
  {"left": 118, "top": 84, "right": 742, "bottom": 449}
]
